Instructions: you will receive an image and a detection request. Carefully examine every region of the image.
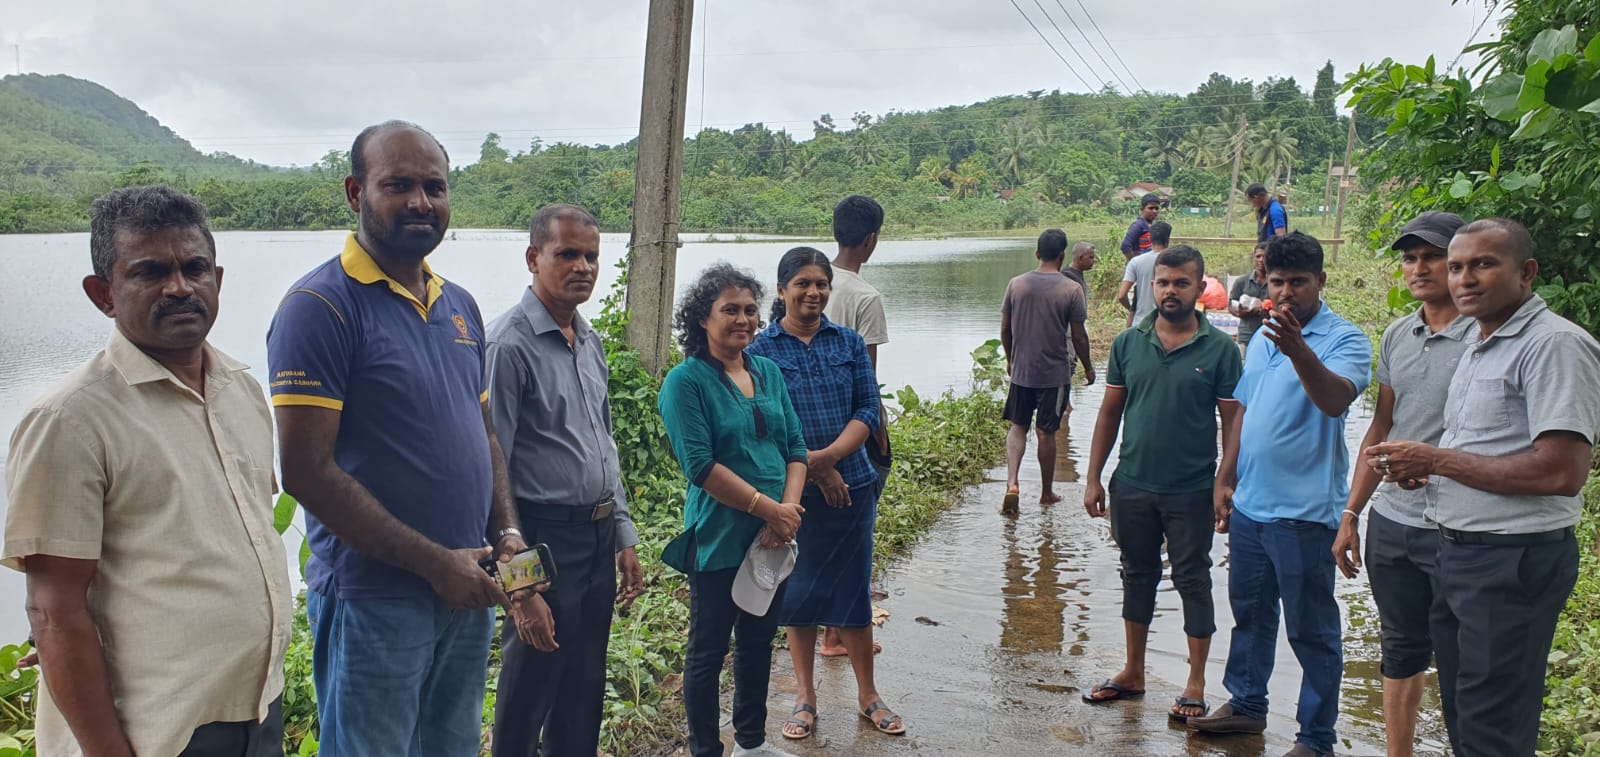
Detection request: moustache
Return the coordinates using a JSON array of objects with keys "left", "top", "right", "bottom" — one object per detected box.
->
[{"left": 156, "top": 299, "right": 205, "bottom": 317}]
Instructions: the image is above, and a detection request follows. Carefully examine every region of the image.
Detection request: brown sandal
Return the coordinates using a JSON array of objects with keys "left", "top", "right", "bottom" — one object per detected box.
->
[
  {"left": 783, "top": 703, "right": 817, "bottom": 740},
  {"left": 859, "top": 700, "right": 906, "bottom": 735}
]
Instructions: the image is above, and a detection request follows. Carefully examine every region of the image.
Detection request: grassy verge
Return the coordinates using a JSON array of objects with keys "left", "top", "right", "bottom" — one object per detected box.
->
[{"left": 1539, "top": 473, "right": 1600, "bottom": 756}]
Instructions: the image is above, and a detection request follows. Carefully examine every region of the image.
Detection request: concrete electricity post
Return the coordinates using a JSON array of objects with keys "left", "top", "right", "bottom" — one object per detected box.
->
[
  {"left": 1333, "top": 113, "right": 1357, "bottom": 261},
  {"left": 1222, "top": 115, "right": 1247, "bottom": 239},
  {"left": 625, "top": 0, "right": 695, "bottom": 374}
]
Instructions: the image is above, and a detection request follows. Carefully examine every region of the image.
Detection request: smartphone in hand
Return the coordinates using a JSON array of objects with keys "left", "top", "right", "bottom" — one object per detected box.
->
[{"left": 479, "top": 543, "right": 558, "bottom": 593}]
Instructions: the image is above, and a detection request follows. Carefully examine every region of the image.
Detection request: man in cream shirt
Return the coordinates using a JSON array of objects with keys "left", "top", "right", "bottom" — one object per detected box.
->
[{"left": 4, "top": 186, "right": 290, "bottom": 757}]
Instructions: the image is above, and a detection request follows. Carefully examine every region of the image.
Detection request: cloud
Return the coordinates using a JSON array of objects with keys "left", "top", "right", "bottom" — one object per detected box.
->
[{"left": 7, "top": 0, "right": 1490, "bottom": 166}]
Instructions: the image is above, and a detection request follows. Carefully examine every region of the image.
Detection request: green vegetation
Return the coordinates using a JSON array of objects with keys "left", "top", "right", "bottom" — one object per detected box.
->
[
  {"left": 1, "top": 68, "right": 1359, "bottom": 236},
  {"left": 1344, "top": 0, "right": 1600, "bottom": 336}
]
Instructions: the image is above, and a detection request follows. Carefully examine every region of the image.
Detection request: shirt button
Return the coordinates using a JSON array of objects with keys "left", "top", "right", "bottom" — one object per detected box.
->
[{"left": 1424, "top": 346, "right": 1430, "bottom": 352}]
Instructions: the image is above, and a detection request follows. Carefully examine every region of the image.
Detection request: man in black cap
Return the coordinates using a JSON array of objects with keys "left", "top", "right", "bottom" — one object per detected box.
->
[{"left": 1332, "top": 210, "right": 1468, "bottom": 757}]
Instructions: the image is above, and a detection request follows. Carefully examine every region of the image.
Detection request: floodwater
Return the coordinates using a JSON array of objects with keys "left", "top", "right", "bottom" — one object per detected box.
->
[{"left": 742, "top": 381, "right": 1451, "bottom": 756}]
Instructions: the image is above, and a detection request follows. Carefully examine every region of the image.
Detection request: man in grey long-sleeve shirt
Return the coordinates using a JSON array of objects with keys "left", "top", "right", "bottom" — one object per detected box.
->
[{"left": 486, "top": 204, "right": 643, "bottom": 757}]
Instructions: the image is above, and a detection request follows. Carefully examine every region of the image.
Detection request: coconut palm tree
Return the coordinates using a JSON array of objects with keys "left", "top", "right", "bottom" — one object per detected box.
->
[
  {"left": 992, "top": 119, "right": 1041, "bottom": 187},
  {"left": 1249, "top": 124, "right": 1299, "bottom": 191}
]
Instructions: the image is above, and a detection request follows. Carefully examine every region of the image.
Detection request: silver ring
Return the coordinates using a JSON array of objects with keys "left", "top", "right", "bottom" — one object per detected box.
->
[{"left": 1377, "top": 453, "right": 1390, "bottom": 466}]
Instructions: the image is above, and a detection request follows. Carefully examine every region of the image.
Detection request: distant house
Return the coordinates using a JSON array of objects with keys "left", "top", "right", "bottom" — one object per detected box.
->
[{"left": 1113, "top": 182, "right": 1174, "bottom": 204}]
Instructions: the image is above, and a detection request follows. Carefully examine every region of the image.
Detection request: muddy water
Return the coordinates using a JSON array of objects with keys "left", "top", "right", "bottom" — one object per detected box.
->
[{"left": 749, "top": 377, "right": 1450, "bottom": 756}]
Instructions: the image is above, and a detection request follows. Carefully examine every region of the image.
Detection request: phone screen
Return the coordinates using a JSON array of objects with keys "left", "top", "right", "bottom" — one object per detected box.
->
[{"left": 494, "top": 547, "right": 552, "bottom": 593}]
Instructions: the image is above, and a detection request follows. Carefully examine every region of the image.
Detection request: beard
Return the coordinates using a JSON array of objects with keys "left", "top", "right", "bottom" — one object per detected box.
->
[
  {"left": 360, "top": 196, "right": 445, "bottom": 260},
  {"left": 1157, "top": 300, "right": 1195, "bottom": 322}
]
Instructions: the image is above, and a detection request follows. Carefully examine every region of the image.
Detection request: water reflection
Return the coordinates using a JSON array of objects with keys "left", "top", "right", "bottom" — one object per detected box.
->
[{"left": 999, "top": 516, "right": 1068, "bottom": 655}]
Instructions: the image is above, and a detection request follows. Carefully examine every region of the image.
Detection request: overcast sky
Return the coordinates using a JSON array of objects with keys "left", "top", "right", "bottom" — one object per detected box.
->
[{"left": 6, "top": 0, "right": 1498, "bottom": 167}]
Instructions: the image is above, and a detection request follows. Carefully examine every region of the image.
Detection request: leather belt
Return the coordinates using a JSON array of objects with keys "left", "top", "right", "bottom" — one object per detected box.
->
[
  {"left": 1438, "top": 525, "right": 1574, "bottom": 546},
  {"left": 520, "top": 498, "right": 616, "bottom": 523}
]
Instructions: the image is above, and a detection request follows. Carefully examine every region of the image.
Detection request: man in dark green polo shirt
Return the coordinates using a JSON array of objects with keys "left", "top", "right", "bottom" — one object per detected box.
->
[{"left": 1081, "top": 244, "right": 1244, "bottom": 723}]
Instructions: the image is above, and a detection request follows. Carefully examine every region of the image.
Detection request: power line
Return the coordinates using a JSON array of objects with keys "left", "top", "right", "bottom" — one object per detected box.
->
[
  {"left": 1049, "top": 0, "right": 1134, "bottom": 94},
  {"left": 1447, "top": 0, "right": 1496, "bottom": 75},
  {"left": 1074, "top": 0, "right": 1147, "bottom": 93},
  {"left": 1004, "top": 0, "right": 1094, "bottom": 92},
  {"left": 1029, "top": 0, "right": 1114, "bottom": 91}
]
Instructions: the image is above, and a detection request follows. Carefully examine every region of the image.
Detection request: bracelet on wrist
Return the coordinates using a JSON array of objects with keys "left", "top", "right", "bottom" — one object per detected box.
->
[
  {"left": 747, "top": 491, "right": 763, "bottom": 514},
  {"left": 1341, "top": 508, "right": 1360, "bottom": 520}
]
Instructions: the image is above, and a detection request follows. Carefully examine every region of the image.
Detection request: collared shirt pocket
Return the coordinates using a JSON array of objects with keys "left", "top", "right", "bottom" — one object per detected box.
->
[{"left": 1458, "top": 378, "right": 1513, "bottom": 432}]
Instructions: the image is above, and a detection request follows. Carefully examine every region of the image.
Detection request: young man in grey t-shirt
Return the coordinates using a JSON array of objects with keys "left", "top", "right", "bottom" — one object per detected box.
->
[
  {"left": 1119, "top": 221, "right": 1170, "bottom": 327},
  {"left": 1332, "top": 211, "right": 1467, "bottom": 757},
  {"left": 999, "top": 229, "right": 1094, "bottom": 515}
]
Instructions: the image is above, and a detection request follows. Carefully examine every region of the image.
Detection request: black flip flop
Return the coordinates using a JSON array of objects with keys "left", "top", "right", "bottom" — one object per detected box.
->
[
  {"left": 1169, "top": 696, "right": 1210, "bottom": 722},
  {"left": 782, "top": 703, "right": 817, "bottom": 740},
  {"left": 1082, "top": 679, "right": 1146, "bottom": 703}
]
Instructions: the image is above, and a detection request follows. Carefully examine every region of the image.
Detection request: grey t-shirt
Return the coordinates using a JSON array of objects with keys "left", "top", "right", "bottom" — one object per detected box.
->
[
  {"left": 1432, "top": 295, "right": 1600, "bottom": 533},
  {"left": 1370, "top": 310, "right": 1474, "bottom": 528},
  {"left": 1122, "top": 251, "right": 1158, "bottom": 324},
  {"left": 1002, "top": 270, "right": 1088, "bottom": 388},
  {"left": 824, "top": 267, "right": 888, "bottom": 347}
]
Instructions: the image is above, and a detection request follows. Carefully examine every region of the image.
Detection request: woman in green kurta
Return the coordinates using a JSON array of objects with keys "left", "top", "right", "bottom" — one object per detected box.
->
[{"left": 658, "top": 263, "right": 808, "bottom": 757}]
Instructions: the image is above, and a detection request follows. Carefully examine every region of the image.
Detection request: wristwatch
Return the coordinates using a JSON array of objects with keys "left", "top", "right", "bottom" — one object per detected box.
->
[{"left": 494, "top": 527, "right": 523, "bottom": 543}]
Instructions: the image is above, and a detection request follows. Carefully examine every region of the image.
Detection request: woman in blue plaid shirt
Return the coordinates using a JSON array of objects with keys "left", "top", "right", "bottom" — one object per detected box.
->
[{"left": 748, "top": 246, "right": 906, "bottom": 740}]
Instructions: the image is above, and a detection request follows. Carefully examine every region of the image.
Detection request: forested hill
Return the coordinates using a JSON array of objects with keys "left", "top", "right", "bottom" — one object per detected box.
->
[
  {"left": 0, "top": 74, "right": 224, "bottom": 172},
  {"left": 1, "top": 67, "right": 1378, "bottom": 234}
]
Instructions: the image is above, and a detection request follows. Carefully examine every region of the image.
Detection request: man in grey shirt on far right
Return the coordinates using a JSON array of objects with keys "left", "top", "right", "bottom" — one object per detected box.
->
[
  {"left": 1365, "top": 218, "right": 1600, "bottom": 757},
  {"left": 487, "top": 204, "right": 644, "bottom": 757}
]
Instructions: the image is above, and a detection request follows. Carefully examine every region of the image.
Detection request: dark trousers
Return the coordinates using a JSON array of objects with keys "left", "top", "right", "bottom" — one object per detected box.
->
[
  {"left": 1432, "top": 534, "right": 1577, "bottom": 757},
  {"left": 493, "top": 516, "right": 617, "bottom": 757},
  {"left": 1222, "top": 511, "right": 1342, "bottom": 754},
  {"left": 1107, "top": 478, "right": 1216, "bottom": 638},
  {"left": 684, "top": 561, "right": 787, "bottom": 757},
  {"left": 178, "top": 697, "right": 284, "bottom": 757},
  {"left": 1364, "top": 511, "right": 1439, "bottom": 679}
]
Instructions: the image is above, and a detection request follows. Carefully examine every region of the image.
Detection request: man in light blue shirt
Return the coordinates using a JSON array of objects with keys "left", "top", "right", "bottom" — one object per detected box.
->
[{"left": 1191, "top": 232, "right": 1372, "bottom": 757}]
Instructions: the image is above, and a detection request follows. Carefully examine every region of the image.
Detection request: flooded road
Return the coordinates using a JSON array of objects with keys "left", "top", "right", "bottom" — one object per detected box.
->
[{"left": 734, "top": 379, "right": 1451, "bottom": 756}]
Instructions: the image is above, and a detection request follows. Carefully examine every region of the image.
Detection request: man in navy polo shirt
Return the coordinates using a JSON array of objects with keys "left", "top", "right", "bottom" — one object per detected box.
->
[
  {"left": 268, "top": 120, "right": 524, "bottom": 756},
  {"left": 1191, "top": 232, "right": 1372, "bottom": 757}
]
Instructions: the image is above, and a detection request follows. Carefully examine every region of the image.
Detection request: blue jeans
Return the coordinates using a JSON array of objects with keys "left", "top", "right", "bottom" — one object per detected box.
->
[
  {"left": 307, "top": 590, "right": 494, "bottom": 757},
  {"left": 1222, "top": 511, "right": 1342, "bottom": 754}
]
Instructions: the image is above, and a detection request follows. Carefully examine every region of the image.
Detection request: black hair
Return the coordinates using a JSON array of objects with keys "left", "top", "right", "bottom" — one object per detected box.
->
[
  {"left": 350, "top": 120, "right": 451, "bottom": 184},
  {"left": 1264, "top": 231, "right": 1324, "bottom": 274},
  {"left": 1155, "top": 244, "right": 1205, "bottom": 278},
  {"left": 1246, "top": 183, "right": 1268, "bottom": 198},
  {"left": 89, "top": 185, "right": 216, "bottom": 280},
  {"left": 770, "top": 246, "right": 833, "bottom": 322},
  {"left": 832, "top": 195, "right": 885, "bottom": 248},
  {"left": 1036, "top": 229, "right": 1069, "bottom": 262},
  {"left": 529, "top": 204, "right": 599, "bottom": 247},
  {"left": 1150, "top": 220, "right": 1173, "bottom": 247},
  {"left": 674, "top": 263, "right": 765, "bottom": 359},
  {"left": 1140, "top": 192, "right": 1162, "bottom": 208},
  {"left": 1254, "top": 241, "right": 1270, "bottom": 252},
  {"left": 1457, "top": 217, "right": 1535, "bottom": 263}
]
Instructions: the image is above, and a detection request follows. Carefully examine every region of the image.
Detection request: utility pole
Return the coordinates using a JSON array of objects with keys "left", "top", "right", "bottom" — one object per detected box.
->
[
  {"left": 1322, "top": 155, "right": 1334, "bottom": 231},
  {"left": 625, "top": 0, "right": 695, "bottom": 374},
  {"left": 1222, "top": 115, "right": 1247, "bottom": 239},
  {"left": 1333, "top": 113, "right": 1357, "bottom": 261}
]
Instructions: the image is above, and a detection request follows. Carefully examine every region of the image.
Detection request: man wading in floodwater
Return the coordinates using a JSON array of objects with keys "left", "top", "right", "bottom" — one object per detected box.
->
[{"left": 999, "top": 229, "right": 1093, "bottom": 515}]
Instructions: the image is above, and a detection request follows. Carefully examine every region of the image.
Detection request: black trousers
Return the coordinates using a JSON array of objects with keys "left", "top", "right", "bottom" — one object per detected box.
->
[
  {"left": 493, "top": 516, "right": 617, "bottom": 757},
  {"left": 683, "top": 559, "right": 787, "bottom": 757},
  {"left": 1107, "top": 478, "right": 1216, "bottom": 638},
  {"left": 1364, "top": 511, "right": 1439, "bottom": 680},
  {"left": 178, "top": 697, "right": 283, "bottom": 757},
  {"left": 1432, "top": 533, "right": 1578, "bottom": 757}
]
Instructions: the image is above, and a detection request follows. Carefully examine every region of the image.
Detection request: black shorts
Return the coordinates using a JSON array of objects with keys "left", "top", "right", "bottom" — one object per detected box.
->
[{"left": 1002, "top": 382, "right": 1070, "bottom": 433}]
